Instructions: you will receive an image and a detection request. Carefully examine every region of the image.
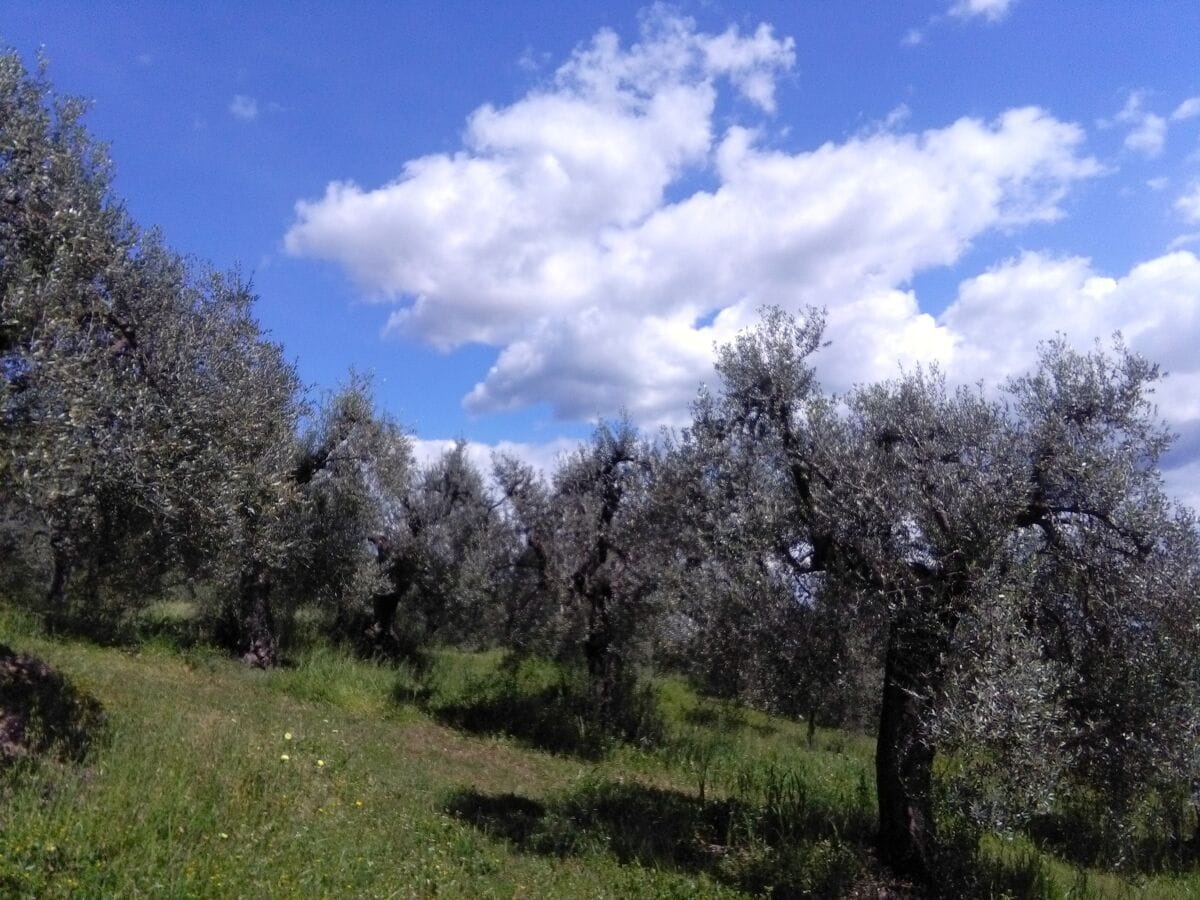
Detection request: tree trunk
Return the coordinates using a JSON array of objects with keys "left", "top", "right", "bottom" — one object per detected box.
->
[
  {"left": 584, "top": 621, "right": 615, "bottom": 722},
  {"left": 46, "top": 533, "right": 72, "bottom": 611},
  {"left": 82, "top": 556, "right": 102, "bottom": 610},
  {"left": 369, "top": 590, "right": 400, "bottom": 654},
  {"left": 238, "top": 564, "right": 277, "bottom": 668},
  {"left": 875, "top": 619, "right": 947, "bottom": 887},
  {"left": 584, "top": 580, "right": 622, "bottom": 732}
]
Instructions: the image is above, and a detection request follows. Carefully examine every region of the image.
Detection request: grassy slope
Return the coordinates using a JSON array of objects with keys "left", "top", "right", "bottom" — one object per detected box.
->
[{"left": 1, "top": 606, "right": 1196, "bottom": 898}]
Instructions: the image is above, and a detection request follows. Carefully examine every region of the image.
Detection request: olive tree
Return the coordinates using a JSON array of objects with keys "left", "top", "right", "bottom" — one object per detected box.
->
[
  {"left": 491, "top": 452, "right": 563, "bottom": 655},
  {"left": 1, "top": 52, "right": 303, "bottom": 654},
  {"left": 496, "top": 421, "right": 664, "bottom": 735},
  {"left": 691, "top": 306, "right": 1200, "bottom": 883},
  {"left": 655, "top": 426, "right": 881, "bottom": 735},
  {"left": 368, "top": 441, "right": 506, "bottom": 656},
  {"left": 286, "top": 374, "right": 413, "bottom": 649},
  {"left": 1, "top": 50, "right": 155, "bottom": 610}
]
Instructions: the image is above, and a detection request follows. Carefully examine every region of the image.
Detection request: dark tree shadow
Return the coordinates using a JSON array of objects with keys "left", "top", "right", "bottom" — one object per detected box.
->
[
  {"left": 446, "top": 779, "right": 872, "bottom": 898},
  {"left": 0, "top": 644, "right": 106, "bottom": 766},
  {"left": 444, "top": 791, "right": 548, "bottom": 845},
  {"left": 448, "top": 778, "right": 1064, "bottom": 899},
  {"left": 682, "top": 704, "right": 775, "bottom": 737},
  {"left": 423, "top": 666, "right": 662, "bottom": 760},
  {"left": 430, "top": 680, "right": 611, "bottom": 759},
  {"left": 1024, "top": 802, "right": 1200, "bottom": 875}
]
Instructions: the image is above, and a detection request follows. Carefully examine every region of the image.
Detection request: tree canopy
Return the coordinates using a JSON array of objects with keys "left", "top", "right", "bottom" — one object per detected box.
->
[{"left": 682, "top": 306, "right": 1200, "bottom": 880}]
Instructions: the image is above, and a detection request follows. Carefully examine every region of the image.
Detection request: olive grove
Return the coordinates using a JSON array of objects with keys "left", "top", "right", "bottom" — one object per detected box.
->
[{"left": 4, "top": 51, "right": 1200, "bottom": 891}]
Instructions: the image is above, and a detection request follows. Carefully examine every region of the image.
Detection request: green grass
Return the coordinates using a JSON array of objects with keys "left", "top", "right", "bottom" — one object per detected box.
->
[{"left": 2, "top": 603, "right": 1198, "bottom": 897}]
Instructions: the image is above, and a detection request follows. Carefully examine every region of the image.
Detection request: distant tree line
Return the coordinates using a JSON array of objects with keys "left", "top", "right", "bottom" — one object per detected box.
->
[{"left": 4, "top": 52, "right": 1200, "bottom": 889}]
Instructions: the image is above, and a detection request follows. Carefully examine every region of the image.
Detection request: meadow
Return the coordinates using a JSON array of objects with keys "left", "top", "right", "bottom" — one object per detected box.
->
[{"left": 1, "top": 601, "right": 1197, "bottom": 899}]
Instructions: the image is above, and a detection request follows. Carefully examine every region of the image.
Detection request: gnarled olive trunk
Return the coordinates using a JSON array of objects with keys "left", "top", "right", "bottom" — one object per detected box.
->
[
  {"left": 368, "top": 550, "right": 418, "bottom": 657},
  {"left": 369, "top": 590, "right": 400, "bottom": 650},
  {"left": 875, "top": 616, "right": 952, "bottom": 887},
  {"left": 237, "top": 564, "right": 277, "bottom": 668},
  {"left": 578, "top": 567, "right": 628, "bottom": 734}
]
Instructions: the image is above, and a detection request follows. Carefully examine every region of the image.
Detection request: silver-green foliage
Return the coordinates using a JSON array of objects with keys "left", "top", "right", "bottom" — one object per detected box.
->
[
  {"left": 683, "top": 305, "right": 1200, "bottom": 876},
  {"left": 1, "top": 52, "right": 301, "bottom": 621}
]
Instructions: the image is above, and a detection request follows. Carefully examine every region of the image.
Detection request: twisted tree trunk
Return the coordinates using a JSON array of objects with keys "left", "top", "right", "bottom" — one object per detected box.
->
[
  {"left": 875, "top": 615, "right": 952, "bottom": 887},
  {"left": 238, "top": 564, "right": 277, "bottom": 668}
]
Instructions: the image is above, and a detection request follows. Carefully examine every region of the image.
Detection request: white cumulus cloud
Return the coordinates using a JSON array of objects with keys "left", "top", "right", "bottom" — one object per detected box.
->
[
  {"left": 286, "top": 13, "right": 1098, "bottom": 424},
  {"left": 939, "top": 250, "right": 1200, "bottom": 502},
  {"left": 283, "top": 13, "right": 1200, "bottom": 505},
  {"left": 1177, "top": 181, "right": 1200, "bottom": 222},
  {"left": 947, "top": 0, "right": 1015, "bottom": 23}
]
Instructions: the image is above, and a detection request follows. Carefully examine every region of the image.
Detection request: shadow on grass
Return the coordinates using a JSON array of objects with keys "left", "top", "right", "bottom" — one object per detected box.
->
[
  {"left": 420, "top": 659, "right": 663, "bottom": 760},
  {"left": 448, "top": 776, "right": 1066, "bottom": 899},
  {"left": 1024, "top": 796, "right": 1200, "bottom": 876},
  {"left": 0, "top": 644, "right": 106, "bottom": 767},
  {"left": 447, "top": 777, "right": 873, "bottom": 898},
  {"left": 428, "top": 678, "right": 611, "bottom": 759},
  {"left": 681, "top": 704, "right": 775, "bottom": 738}
]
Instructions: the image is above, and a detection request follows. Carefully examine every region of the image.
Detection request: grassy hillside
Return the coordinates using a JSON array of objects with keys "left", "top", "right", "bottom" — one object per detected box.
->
[{"left": 0, "top": 604, "right": 1196, "bottom": 898}]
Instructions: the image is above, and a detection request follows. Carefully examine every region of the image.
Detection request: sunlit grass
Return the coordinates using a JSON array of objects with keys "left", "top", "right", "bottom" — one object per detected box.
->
[{"left": 2, "top": 603, "right": 1197, "bottom": 897}]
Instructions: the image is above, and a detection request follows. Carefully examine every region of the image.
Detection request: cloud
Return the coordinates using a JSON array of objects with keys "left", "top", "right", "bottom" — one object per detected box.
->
[
  {"left": 1124, "top": 115, "right": 1167, "bottom": 157},
  {"left": 907, "top": 0, "right": 1013, "bottom": 45},
  {"left": 1112, "top": 93, "right": 1167, "bottom": 158},
  {"left": 285, "top": 12, "right": 1200, "bottom": 507},
  {"left": 1164, "top": 459, "right": 1200, "bottom": 516},
  {"left": 229, "top": 94, "right": 258, "bottom": 122},
  {"left": 414, "top": 250, "right": 1200, "bottom": 507},
  {"left": 882, "top": 103, "right": 912, "bottom": 129},
  {"left": 411, "top": 436, "right": 579, "bottom": 478},
  {"left": 939, "top": 250, "right": 1200, "bottom": 506},
  {"left": 286, "top": 14, "right": 1098, "bottom": 427},
  {"left": 1177, "top": 181, "right": 1200, "bottom": 222},
  {"left": 941, "top": 250, "right": 1200, "bottom": 384},
  {"left": 947, "top": 0, "right": 1015, "bottom": 24},
  {"left": 1171, "top": 97, "right": 1200, "bottom": 122}
]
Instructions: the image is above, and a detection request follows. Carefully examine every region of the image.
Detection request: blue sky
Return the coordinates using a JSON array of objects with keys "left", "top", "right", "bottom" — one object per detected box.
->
[{"left": 4, "top": 1, "right": 1200, "bottom": 503}]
